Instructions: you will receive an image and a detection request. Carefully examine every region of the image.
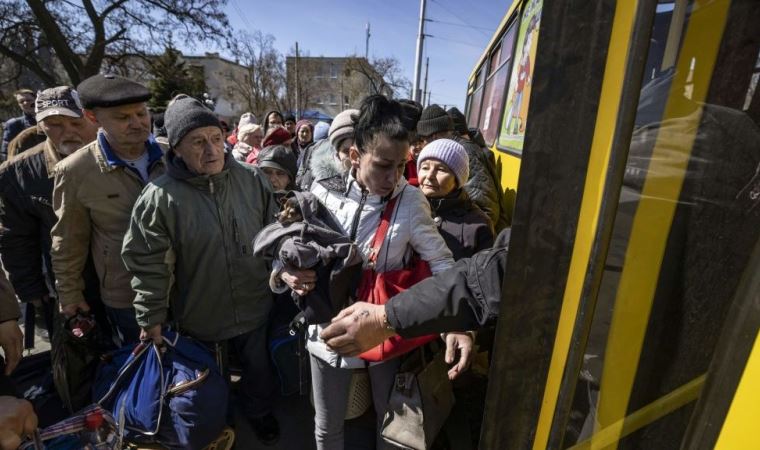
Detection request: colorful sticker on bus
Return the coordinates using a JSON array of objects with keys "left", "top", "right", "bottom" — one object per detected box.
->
[{"left": 497, "top": 0, "right": 542, "bottom": 154}]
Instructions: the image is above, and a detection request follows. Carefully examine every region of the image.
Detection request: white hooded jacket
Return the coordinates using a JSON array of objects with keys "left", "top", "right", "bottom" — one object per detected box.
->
[{"left": 306, "top": 170, "right": 454, "bottom": 368}]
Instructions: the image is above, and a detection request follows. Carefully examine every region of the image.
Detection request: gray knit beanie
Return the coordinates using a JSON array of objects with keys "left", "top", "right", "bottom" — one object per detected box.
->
[
  {"left": 258, "top": 145, "right": 298, "bottom": 181},
  {"left": 164, "top": 95, "right": 222, "bottom": 148},
  {"left": 417, "top": 104, "right": 453, "bottom": 137},
  {"left": 447, "top": 107, "right": 469, "bottom": 136},
  {"left": 329, "top": 109, "right": 359, "bottom": 149},
  {"left": 417, "top": 138, "right": 469, "bottom": 187}
]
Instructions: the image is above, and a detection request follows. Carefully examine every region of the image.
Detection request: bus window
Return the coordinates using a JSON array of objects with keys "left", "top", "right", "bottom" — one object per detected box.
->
[
  {"left": 467, "top": 66, "right": 487, "bottom": 127},
  {"left": 479, "top": 22, "right": 517, "bottom": 147},
  {"left": 559, "top": 0, "right": 760, "bottom": 447},
  {"left": 464, "top": 80, "right": 475, "bottom": 122},
  {"left": 497, "top": 0, "right": 543, "bottom": 154}
]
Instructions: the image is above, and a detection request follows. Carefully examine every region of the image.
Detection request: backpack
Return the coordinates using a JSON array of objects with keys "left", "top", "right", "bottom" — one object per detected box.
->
[{"left": 95, "top": 330, "right": 228, "bottom": 449}]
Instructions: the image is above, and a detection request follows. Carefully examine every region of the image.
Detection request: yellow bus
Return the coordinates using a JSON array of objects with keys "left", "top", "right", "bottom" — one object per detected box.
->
[
  {"left": 470, "top": 0, "right": 760, "bottom": 449},
  {"left": 465, "top": 0, "right": 544, "bottom": 206}
]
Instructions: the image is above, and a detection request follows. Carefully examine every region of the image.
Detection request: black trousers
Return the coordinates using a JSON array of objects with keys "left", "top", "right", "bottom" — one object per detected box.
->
[
  {"left": 0, "top": 358, "right": 19, "bottom": 397},
  {"left": 212, "top": 324, "right": 276, "bottom": 419}
]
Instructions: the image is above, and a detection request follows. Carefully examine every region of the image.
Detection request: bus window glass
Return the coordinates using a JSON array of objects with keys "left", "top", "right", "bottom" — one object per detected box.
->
[
  {"left": 489, "top": 44, "right": 502, "bottom": 75},
  {"left": 467, "top": 66, "right": 486, "bottom": 127},
  {"left": 559, "top": 1, "right": 760, "bottom": 447},
  {"left": 479, "top": 23, "right": 517, "bottom": 147},
  {"left": 464, "top": 90, "right": 471, "bottom": 119},
  {"left": 497, "top": 0, "right": 543, "bottom": 154}
]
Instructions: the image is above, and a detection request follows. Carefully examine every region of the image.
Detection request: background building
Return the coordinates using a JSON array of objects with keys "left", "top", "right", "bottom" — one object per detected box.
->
[{"left": 286, "top": 56, "right": 392, "bottom": 120}]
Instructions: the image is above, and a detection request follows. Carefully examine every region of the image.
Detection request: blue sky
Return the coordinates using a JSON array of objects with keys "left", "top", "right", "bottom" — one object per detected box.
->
[{"left": 214, "top": 0, "right": 512, "bottom": 110}]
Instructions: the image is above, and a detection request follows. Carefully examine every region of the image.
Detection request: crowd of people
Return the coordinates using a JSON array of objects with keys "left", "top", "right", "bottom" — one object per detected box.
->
[{"left": 0, "top": 74, "right": 510, "bottom": 449}]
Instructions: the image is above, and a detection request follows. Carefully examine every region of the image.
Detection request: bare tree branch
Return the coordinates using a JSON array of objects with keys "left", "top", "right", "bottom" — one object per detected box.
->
[
  {"left": 25, "top": 0, "right": 83, "bottom": 83},
  {"left": 0, "top": 40, "right": 58, "bottom": 85},
  {"left": 1, "top": 0, "right": 231, "bottom": 86}
]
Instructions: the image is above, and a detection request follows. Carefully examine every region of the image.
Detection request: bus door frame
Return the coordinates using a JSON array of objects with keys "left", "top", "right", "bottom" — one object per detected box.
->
[{"left": 479, "top": 0, "right": 661, "bottom": 448}]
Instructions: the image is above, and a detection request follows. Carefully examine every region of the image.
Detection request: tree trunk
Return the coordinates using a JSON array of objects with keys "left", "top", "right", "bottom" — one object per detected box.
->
[{"left": 25, "top": 0, "right": 84, "bottom": 84}]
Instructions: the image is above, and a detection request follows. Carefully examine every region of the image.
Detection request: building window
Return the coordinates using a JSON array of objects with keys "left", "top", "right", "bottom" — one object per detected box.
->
[
  {"left": 330, "top": 63, "right": 339, "bottom": 79},
  {"left": 329, "top": 94, "right": 337, "bottom": 105}
]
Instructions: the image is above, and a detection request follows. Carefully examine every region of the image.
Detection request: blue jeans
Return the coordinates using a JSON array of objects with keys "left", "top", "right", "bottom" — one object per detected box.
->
[{"left": 104, "top": 306, "right": 140, "bottom": 346}]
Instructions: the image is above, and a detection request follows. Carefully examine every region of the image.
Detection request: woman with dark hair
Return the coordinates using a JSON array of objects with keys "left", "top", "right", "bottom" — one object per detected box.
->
[
  {"left": 262, "top": 110, "right": 284, "bottom": 135},
  {"left": 276, "top": 95, "right": 470, "bottom": 449}
]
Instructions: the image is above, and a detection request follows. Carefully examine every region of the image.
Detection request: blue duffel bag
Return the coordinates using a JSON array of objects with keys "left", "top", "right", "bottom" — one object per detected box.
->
[{"left": 95, "top": 329, "right": 228, "bottom": 449}]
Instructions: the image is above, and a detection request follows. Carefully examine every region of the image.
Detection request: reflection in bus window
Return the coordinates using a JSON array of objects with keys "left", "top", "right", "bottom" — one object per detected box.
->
[
  {"left": 497, "top": 0, "right": 542, "bottom": 154},
  {"left": 562, "top": 0, "right": 760, "bottom": 448},
  {"left": 467, "top": 66, "right": 487, "bottom": 127},
  {"left": 479, "top": 23, "right": 517, "bottom": 147}
]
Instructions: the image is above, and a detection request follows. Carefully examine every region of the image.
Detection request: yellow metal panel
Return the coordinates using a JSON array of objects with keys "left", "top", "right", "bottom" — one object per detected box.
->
[
  {"left": 493, "top": 151, "right": 521, "bottom": 191},
  {"left": 715, "top": 332, "right": 760, "bottom": 449},
  {"left": 595, "top": 2, "right": 730, "bottom": 448},
  {"left": 529, "top": 0, "right": 640, "bottom": 448},
  {"left": 570, "top": 375, "right": 705, "bottom": 450}
]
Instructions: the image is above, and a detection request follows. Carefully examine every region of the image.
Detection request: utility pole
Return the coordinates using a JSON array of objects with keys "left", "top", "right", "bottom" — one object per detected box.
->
[
  {"left": 412, "top": 0, "right": 427, "bottom": 102},
  {"left": 365, "top": 22, "right": 371, "bottom": 59},
  {"left": 422, "top": 57, "right": 429, "bottom": 107},
  {"left": 295, "top": 42, "right": 300, "bottom": 120},
  {"left": 428, "top": 91, "right": 432, "bottom": 107},
  {"left": 365, "top": 22, "right": 372, "bottom": 98}
]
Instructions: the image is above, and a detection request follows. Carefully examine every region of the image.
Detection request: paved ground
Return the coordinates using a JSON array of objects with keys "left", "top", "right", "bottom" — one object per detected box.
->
[{"left": 230, "top": 385, "right": 376, "bottom": 449}]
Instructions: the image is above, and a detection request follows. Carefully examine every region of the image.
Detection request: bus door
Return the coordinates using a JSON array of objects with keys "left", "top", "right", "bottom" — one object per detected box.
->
[{"left": 480, "top": 0, "right": 760, "bottom": 448}]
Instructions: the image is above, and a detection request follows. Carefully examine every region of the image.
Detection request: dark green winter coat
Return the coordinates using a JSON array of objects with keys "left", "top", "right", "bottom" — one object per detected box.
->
[{"left": 122, "top": 151, "right": 278, "bottom": 342}]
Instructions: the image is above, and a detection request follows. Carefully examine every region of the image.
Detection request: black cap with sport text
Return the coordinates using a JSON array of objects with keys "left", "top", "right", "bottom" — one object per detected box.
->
[{"left": 35, "top": 86, "right": 84, "bottom": 122}]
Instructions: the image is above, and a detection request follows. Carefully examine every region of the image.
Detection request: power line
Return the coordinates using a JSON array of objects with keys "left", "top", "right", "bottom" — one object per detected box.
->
[
  {"left": 232, "top": 0, "right": 255, "bottom": 32},
  {"left": 426, "top": 18, "right": 493, "bottom": 32},
  {"left": 425, "top": 34, "right": 483, "bottom": 49},
  {"left": 429, "top": 0, "right": 491, "bottom": 38}
]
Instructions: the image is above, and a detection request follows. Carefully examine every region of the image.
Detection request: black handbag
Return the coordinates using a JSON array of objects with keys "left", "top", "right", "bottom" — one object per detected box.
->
[
  {"left": 51, "top": 313, "right": 110, "bottom": 412},
  {"left": 381, "top": 346, "right": 455, "bottom": 450}
]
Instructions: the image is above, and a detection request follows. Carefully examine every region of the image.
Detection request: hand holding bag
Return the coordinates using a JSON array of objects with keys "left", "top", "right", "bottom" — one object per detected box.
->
[
  {"left": 96, "top": 329, "right": 229, "bottom": 449},
  {"left": 357, "top": 190, "right": 438, "bottom": 362},
  {"left": 381, "top": 347, "right": 455, "bottom": 450}
]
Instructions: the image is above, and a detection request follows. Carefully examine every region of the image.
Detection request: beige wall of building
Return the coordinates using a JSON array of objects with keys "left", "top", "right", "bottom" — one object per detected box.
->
[{"left": 286, "top": 56, "right": 391, "bottom": 119}]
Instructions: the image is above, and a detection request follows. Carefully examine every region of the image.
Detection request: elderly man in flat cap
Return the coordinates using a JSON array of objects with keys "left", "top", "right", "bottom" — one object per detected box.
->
[
  {"left": 121, "top": 95, "right": 280, "bottom": 444},
  {"left": 0, "top": 87, "right": 99, "bottom": 340},
  {"left": 50, "top": 74, "right": 165, "bottom": 345}
]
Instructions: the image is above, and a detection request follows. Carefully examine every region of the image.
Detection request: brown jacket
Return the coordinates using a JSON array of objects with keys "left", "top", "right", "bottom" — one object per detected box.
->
[
  {"left": 51, "top": 136, "right": 165, "bottom": 309},
  {"left": 7, "top": 125, "right": 46, "bottom": 160}
]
